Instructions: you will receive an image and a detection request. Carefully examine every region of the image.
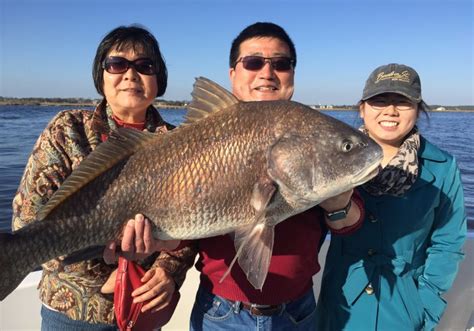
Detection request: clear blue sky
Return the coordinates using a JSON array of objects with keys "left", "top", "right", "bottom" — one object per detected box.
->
[{"left": 1, "top": 0, "right": 472, "bottom": 105}]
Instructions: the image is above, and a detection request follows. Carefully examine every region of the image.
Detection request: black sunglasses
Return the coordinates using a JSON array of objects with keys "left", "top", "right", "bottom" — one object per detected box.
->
[
  {"left": 235, "top": 56, "right": 294, "bottom": 72},
  {"left": 102, "top": 56, "right": 156, "bottom": 75}
]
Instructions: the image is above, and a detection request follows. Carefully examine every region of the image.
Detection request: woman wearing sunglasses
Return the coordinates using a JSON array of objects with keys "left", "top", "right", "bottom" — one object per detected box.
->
[
  {"left": 316, "top": 64, "right": 467, "bottom": 331},
  {"left": 12, "top": 25, "right": 180, "bottom": 330}
]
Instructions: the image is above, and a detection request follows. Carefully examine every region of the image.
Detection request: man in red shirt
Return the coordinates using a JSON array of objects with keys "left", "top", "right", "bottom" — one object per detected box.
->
[
  {"left": 111, "top": 22, "right": 365, "bottom": 331},
  {"left": 183, "top": 22, "right": 364, "bottom": 331}
]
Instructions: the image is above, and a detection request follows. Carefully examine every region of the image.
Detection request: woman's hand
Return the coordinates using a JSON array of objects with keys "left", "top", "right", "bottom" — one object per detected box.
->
[
  {"left": 100, "top": 265, "right": 177, "bottom": 314},
  {"left": 132, "top": 267, "right": 176, "bottom": 312},
  {"left": 100, "top": 269, "right": 117, "bottom": 294},
  {"left": 103, "top": 214, "right": 180, "bottom": 264}
]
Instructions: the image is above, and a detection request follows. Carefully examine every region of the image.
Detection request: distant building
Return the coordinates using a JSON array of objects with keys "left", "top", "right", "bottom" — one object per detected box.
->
[
  {"left": 320, "top": 104, "right": 334, "bottom": 109},
  {"left": 435, "top": 106, "right": 446, "bottom": 111}
]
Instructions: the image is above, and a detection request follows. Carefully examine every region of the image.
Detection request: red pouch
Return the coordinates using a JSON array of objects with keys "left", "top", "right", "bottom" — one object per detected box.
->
[{"left": 114, "top": 257, "right": 180, "bottom": 331}]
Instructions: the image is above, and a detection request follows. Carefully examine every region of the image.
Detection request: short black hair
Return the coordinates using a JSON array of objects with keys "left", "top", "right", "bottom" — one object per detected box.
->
[
  {"left": 92, "top": 25, "right": 167, "bottom": 97},
  {"left": 229, "top": 22, "right": 296, "bottom": 68}
]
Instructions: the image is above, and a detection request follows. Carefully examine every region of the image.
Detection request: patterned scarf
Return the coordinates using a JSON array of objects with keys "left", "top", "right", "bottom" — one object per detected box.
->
[
  {"left": 361, "top": 126, "right": 420, "bottom": 197},
  {"left": 105, "top": 103, "right": 165, "bottom": 133}
]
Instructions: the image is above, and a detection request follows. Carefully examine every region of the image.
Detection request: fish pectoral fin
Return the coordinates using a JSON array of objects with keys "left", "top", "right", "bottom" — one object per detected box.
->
[
  {"left": 250, "top": 177, "right": 277, "bottom": 213},
  {"left": 219, "top": 177, "right": 276, "bottom": 289},
  {"left": 220, "top": 223, "right": 275, "bottom": 290}
]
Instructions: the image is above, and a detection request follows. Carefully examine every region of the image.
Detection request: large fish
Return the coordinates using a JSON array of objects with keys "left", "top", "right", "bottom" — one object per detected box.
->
[{"left": 0, "top": 77, "right": 382, "bottom": 300}]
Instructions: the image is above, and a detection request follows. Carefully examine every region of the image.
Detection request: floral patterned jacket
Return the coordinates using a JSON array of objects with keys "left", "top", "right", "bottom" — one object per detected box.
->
[{"left": 12, "top": 100, "right": 194, "bottom": 325}]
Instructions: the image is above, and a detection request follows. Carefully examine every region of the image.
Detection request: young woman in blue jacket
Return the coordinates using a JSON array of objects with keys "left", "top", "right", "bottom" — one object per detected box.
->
[{"left": 316, "top": 63, "right": 467, "bottom": 331}]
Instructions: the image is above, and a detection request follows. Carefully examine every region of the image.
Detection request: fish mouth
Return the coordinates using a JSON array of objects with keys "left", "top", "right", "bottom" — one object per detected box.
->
[{"left": 351, "top": 156, "right": 383, "bottom": 186}]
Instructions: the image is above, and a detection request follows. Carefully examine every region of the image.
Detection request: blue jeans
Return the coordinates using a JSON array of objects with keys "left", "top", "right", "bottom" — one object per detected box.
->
[
  {"left": 41, "top": 305, "right": 117, "bottom": 331},
  {"left": 190, "top": 286, "right": 317, "bottom": 331}
]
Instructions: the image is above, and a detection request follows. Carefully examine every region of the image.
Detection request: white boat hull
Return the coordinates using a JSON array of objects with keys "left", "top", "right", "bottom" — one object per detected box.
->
[{"left": 1, "top": 238, "right": 473, "bottom": 330}]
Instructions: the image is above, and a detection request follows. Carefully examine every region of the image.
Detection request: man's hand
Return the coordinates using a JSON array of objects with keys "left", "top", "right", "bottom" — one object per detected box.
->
[
  {"left": 319, "top": 189, "right": 361, "bottom": 230},
  {"left": 319, "top": 189, "right": 353, "bottom": 213},
  {"left": 103, "top": 214, "right": 180, "bottom": 264}
]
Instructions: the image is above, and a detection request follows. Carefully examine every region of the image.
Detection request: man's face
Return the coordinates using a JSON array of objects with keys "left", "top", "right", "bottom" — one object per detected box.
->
[{"left": 229, "top": 37, "right": 295, "bottom": 101}]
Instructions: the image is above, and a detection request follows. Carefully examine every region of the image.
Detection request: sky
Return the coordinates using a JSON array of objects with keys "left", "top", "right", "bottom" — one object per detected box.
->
[{"left": 0, "top": 0, "right": 473, "bottom": 106}]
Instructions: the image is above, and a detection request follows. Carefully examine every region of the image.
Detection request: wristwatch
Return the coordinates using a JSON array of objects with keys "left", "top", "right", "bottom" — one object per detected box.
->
[{"left": 324, "top": 199, "right": 352, "bottom": 221}]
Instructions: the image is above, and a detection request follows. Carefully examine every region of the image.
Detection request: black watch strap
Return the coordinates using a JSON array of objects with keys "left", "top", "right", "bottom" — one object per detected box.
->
[{"left": 324, "top": 199, "right": 352, "bottom": 222}]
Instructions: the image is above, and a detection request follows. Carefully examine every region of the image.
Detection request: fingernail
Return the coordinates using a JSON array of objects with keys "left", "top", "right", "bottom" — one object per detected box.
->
[{"left": 137, "top": 214, "right": 144, "bottom": 222}]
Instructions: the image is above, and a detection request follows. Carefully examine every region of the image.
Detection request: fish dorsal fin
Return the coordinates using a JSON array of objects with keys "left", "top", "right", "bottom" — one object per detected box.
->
[
  {"left": 182, "top": 77, "right": 239, "bottom": 125},
  {"left": 37, "top": 128, "right": 157, "bottom": 221}
]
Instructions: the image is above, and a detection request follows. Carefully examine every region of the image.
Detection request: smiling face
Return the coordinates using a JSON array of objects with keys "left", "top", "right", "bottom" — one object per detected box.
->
[
  {"left": 103, "top": 47, "right": 158, "bottom": 122},
  {"left": 229, "top": 37, "right": 294, "bottom": 101},
  {"left": 360, "top": 92, "right": 419, "bottom": 149}
]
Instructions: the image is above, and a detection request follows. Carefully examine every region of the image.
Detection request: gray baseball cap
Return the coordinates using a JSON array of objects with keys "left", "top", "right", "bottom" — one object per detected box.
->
[{"left": 362, "top": 63, "right": 423, "bottom": 103}]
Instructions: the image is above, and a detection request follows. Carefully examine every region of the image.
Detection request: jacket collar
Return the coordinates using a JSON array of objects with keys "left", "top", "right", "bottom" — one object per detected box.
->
[
  {"left": 410, "top": 136, "right": 446, "bottom": 191},
  {"left": 418, "top": 136, "right": 447, "bottom": 163},
  {"left": 91, "top": 99, "right": 172, "bottom": 136}
]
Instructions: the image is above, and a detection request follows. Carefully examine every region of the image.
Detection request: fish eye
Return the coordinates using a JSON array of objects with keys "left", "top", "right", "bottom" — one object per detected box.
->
[{"left": 341, "top": 140, "right": 354, "bottom": 153}]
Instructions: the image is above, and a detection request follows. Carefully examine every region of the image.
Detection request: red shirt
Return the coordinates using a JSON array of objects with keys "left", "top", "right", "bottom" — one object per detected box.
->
[
  {"left": 101, "top": 115, "right": 145, "bottom": 142},
  {"left": 195, "top": 194, "right": 364, "bottom": 305}
]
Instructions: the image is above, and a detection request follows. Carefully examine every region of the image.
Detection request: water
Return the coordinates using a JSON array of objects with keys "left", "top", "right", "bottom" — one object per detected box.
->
[{"left": 0, "top": 105, "right": 472, "bottom": 232}]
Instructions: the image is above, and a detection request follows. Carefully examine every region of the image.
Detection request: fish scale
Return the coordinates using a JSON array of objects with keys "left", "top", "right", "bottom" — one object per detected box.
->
[{"left": 0, "top": 77, "right": 383, "bottom": 299}]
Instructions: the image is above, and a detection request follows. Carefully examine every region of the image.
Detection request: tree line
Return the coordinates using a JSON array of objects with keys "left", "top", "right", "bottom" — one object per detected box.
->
[{"left": 0, "top": 97, "right": 188, "bottom": 108}]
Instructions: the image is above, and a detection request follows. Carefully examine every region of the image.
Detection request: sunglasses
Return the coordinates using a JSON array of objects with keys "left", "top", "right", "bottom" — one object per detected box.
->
[
  {"left": 366, "top": 98, "right": 416, "bottom": 111},
  {"left": 102, "top": 56, "right": 156, "bottom": 75},
  {"left": 235, "top": 56, "right": 294, "bottom": 72}
]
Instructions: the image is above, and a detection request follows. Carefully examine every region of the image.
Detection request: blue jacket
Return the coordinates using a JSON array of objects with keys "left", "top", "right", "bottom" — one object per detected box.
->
[{"left": 316, "top": 137, "right": 467, "bottom": 331}]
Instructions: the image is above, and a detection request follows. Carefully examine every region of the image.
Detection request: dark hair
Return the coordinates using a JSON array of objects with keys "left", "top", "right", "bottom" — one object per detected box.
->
[
  {"left": 92, "top": 25, "right": 167, "bottom": 97},
  {"left": 229, "top": 22, "right": 297, "bottom": 69}
]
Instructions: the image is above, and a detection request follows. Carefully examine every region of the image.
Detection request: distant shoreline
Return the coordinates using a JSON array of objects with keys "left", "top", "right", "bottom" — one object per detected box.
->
[
  {"left": 0, "top": 98, "right": 186, "bottom": 110},
  {"left": 0, "top": 98, "right": 472, "bottom": 112},
  {"left": 0, "top": 102, "right": 185, "bottom": 110}
]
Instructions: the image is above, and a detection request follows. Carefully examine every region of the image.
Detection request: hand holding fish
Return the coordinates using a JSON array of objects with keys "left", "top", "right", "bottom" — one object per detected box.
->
[
  {"left": 103, "top": 214, "right": 180, "bottom": 264},
  {"left": 319, "top": 189, "right": 353, "bottom": 212},
  {"left": 319, "top": 189, "right": 362, "bottom": 229}
]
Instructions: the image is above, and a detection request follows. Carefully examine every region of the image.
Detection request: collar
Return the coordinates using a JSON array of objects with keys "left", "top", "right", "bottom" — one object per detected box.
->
[
  {"left": 410, "top": 136, "right": 447, "bottom": 191},
  {"left": 418, "top": 136, "right": 447, "bottom": 163},
  {"left": 91, "top": 98, "right": 171, "bottom": 136}
]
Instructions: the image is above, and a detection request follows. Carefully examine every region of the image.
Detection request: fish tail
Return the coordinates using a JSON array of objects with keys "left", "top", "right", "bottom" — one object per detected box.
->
[{"left": 0, "top": 232, "right": 31, "bottom": 301}]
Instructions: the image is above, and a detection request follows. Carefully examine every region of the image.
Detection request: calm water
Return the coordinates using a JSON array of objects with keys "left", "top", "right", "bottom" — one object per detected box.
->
[{"left": 0, "top": 105, "right": 472, "bottom": 232}]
